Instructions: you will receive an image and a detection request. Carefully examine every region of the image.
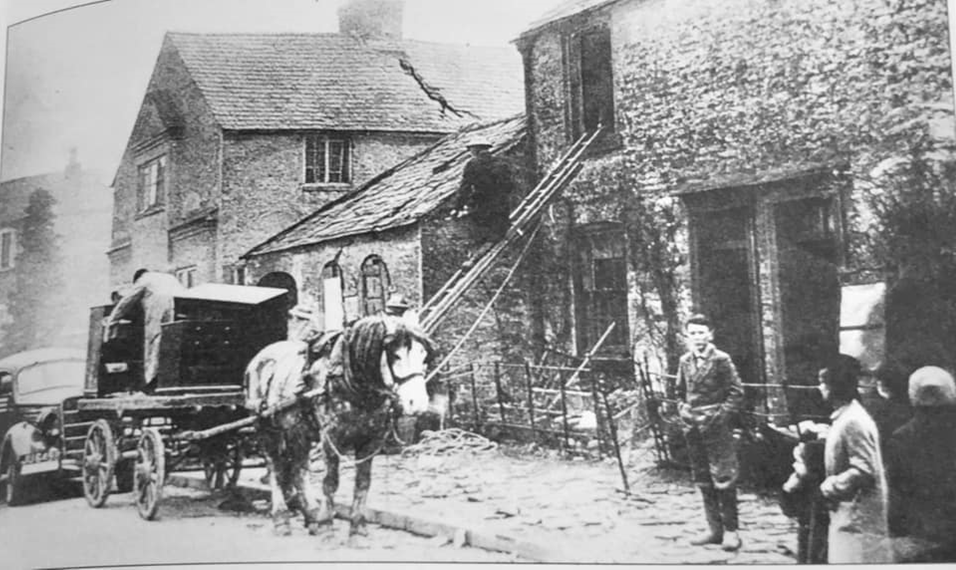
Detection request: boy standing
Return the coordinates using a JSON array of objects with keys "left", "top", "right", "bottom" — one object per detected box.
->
[{"left": 675, "top": 313, "right": 745, "bottom": 551}]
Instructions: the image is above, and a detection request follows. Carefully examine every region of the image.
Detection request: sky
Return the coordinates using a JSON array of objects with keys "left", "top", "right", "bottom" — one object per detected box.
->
[
  {"left": 0, "top": 0, "right": 566, "bottom": 181},
  {"left": 0, "top": 0, "right": 955, "bottom": 183}
]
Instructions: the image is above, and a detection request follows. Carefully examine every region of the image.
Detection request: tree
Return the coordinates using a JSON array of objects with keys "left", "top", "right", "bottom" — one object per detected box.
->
[{"left": 2, "top": 189, "right": 64, "bottom": 353}]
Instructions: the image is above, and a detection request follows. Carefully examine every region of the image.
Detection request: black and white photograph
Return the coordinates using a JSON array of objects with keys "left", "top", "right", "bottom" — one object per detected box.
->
[{"left": 1, "top": 0, "right": 955, "bottom": 566}]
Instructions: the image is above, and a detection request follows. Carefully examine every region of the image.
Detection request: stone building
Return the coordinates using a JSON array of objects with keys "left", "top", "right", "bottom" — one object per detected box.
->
[
  {"left": 514, "top": 0, "right": 955, "bottom": 418},
  {"left": 242, "top": 115, "right": 531, "bottom": 363},
  {"left": 0, "top": 153, "right": 111, "bottom": 356},
  {"left": 108, "top": 0, "right": 523, "bottom": 297}
]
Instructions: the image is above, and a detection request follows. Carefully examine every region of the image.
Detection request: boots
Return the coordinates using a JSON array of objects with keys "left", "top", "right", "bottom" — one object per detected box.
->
[
  {"left": 689, "top": 487, "right": 723, "bottom": 545},
  {"left": 719, "top": 488, "right": 742, "bottom": 551}
]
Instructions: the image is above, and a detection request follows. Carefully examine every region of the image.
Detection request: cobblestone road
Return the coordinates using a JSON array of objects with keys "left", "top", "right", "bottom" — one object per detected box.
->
[{"left": 280, "top": 441, "right": 800, "bottom": 564}]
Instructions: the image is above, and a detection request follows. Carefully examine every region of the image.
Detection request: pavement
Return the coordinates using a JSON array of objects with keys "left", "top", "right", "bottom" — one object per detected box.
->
[{"left": 169, "top": 438, "right": 800, "bottom": 564}]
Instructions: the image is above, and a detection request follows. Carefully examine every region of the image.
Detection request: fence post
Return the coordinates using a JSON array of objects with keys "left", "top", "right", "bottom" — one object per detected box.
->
[
  {"left": 524, "top": 362, "right": 536, "bottom": 444},
  {"left": 493, "top": 361, "right": 506, "bottom": 425},
  {"left": 589, "top": 372, "right": 604, "bottom": 458},
  {"left": 601, "top": 388, "right": 630, "bottom": 495},
  {"left": 559, "top": 373, "right": 571, "bottom": 455},
  {"left": 469, "top": 363, "right": 480, "bottom": 434}
]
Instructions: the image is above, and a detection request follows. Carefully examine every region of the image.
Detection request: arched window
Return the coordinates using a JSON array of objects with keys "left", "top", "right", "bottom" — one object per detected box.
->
[
  {"left": 361, "top": 255, "right": 390, "bottom": 316},
  {"left": 256, "top": 272, "right": 298, "bottom": 312},
  {"left": 322, "top": 260, "right": 345, "bottom": 331}
]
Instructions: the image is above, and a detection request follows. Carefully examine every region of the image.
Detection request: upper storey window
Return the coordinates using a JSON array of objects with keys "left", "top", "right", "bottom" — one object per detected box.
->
[
  {"left": 137, "top": 155, "right": 167, "bottom": 212},
  {"left": 564, "top": 25, "right": 615, "bottom": 141},
  {"left": 305, "top": 135, "right": 352, "bottom": 185}
]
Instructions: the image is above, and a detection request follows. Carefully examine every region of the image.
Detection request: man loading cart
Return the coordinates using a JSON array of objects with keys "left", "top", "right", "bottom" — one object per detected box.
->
[{"left": 451, "top": 136, "right": 516, "bottom": 259}]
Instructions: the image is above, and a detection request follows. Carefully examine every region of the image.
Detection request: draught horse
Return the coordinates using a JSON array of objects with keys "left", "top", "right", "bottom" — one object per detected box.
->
[{"left": 244, "top": 315, "right": 434, "bottom": 536}]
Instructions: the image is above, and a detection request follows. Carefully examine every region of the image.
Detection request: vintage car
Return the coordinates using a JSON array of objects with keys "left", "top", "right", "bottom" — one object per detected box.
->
[{"left": 0, "top": 347, "right": 87, "bottom": 505}]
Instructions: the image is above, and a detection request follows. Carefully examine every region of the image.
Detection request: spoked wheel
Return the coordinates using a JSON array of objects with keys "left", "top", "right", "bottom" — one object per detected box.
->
[
  {"left": 83, "top": 419, "right": 116, "bottom": 508},
  {"left": 202, "top": 442, "right": 243, "bottom": 490},
  {"left": 134, "top": 428, "right": 165, "bottom": 520}
]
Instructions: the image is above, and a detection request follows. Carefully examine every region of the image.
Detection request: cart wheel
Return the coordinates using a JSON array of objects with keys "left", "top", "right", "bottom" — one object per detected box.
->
[
  {"left": 134, "top": 428, "right": 165, "bottom": 520},
  {"left": 202, "top": 444, "right": 243, "bottom": 490},
  {"left": 83, "top": 419, "right": 116, "bottom": 508}
]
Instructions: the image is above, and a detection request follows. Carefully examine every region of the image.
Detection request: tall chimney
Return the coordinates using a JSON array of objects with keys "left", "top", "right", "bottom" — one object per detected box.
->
[{"left": 338, "top": 0, "right": 404, "bottom": 40}]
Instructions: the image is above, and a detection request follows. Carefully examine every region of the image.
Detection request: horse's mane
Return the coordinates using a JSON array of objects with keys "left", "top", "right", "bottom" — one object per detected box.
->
[{"left": 335, "top": 315, "right": 435, "bottom": 400}]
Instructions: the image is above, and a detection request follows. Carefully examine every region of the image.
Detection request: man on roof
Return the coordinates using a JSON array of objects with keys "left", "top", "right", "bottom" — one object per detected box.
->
[{"left": 452, "top": 136, "right": 515, "bottom": 251}]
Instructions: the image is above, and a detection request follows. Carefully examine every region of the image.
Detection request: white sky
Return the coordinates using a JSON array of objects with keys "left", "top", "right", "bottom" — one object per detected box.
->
[
  {"left": 0, "top": 0, "right": 955, "bottom": 182},
  {"left": 0, "top": 0, "right": 565, "bottom": 181}
]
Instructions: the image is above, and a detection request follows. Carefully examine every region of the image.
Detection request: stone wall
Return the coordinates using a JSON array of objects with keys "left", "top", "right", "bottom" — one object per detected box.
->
[
  {"left": 217, "top": 131, "right": 438, "bottom": 281},
  {"left": 519, "top": 0, "right": 955, "bottom": 387}
]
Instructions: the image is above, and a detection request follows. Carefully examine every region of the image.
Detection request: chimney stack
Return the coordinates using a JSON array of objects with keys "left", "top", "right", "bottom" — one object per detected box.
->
[{"left": 338, "top": 0, "right": 404, "bottom": 40}]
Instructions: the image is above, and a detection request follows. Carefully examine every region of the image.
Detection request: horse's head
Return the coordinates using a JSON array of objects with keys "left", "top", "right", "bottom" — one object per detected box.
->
[{"left": 341, "top": 315, "right": 434, "bottom": 416}]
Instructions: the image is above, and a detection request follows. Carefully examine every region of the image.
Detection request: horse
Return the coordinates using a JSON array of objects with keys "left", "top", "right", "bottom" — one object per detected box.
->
[{"left": 244, "top": 314, "right": 434, "bottom": 537}]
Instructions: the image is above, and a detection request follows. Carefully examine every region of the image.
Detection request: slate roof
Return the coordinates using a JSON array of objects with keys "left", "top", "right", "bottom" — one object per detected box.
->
[
  {"left": 167, "top": 32, "right": 524, "bottom": 133},
  {"left": 244, "top": 114, "right": 526, "bottom": 258},
  {"left": 518, "top": 0, "right": 621, "bottom": 40}
]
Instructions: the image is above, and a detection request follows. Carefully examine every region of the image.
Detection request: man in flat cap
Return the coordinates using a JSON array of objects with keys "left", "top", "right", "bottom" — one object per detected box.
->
[
  {"left": 886, "top": 366, "right": 956, "bottom": 562},
  {"left": 453, "top": 136, "right": 515, "bottom": 253}
]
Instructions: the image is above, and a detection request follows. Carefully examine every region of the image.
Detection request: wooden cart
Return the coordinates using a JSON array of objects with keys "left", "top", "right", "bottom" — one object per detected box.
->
[{"left": 64, "top": 283, "right": 288, "bottom": 520}]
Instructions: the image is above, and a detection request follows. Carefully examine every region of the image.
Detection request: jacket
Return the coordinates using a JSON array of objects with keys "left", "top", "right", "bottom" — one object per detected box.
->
[
  {"left": 675, "top": 344, "right": 744, "bottom": 428},
  {"left": 822, "top": 399, "right": 890, "bottom": 563}
]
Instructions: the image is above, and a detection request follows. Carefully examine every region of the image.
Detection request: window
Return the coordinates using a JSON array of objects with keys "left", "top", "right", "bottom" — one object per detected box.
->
[
  {"left": 305, "top": 135, "right": 351, "bottom": 184},
  {"left": 137, "top": 155, "right": 167, "bottom": 211},
  {"left": 564, "top": 26, "right": 615, "bottom": 141},
  {"left": 233, "top": 265, "right": 246, "bottom": 286},
  {"left": 0, "top": 229, "right": 16, "bottom": 270},
  {"left": 573, "top": 225, "right": 629, "bottom": 355},
  {"left": 322, "top": 260, "right": 345, "bottom": 330},
  {"left": 361, "top": 256, "right": 390, "bottom": 316},
  {"left": 175, "top": 266, "right": 197, "bottom": 288}
]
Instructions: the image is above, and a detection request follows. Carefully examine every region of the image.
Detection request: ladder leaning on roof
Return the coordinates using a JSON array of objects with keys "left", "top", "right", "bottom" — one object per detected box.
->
[{"left": 419, "top": 126, "right": 605, "bottom": 335}]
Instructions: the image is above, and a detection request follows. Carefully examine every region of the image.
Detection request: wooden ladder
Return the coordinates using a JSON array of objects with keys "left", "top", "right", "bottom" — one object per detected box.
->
[{"left": 420, "top": 127, "right": 604, "bottom": 334}]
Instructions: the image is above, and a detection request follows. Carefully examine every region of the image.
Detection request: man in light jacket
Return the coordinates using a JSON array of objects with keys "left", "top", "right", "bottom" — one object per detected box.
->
[
  {"left": 107, "top": 268, "right": 185, "bottom": 393},
  {"left": 818, "top": 354, "right": 891, "bottom": 563}
]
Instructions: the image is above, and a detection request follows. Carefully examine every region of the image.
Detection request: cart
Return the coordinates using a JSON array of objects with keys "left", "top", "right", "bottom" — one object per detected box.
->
[{"left": 64, "top": 283, "right": 288, "bottom": 520}]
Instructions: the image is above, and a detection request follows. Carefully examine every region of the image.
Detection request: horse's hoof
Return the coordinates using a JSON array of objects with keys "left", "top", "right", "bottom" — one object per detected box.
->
[
  {"left": 273, "top": 523, "right": 293, "bottom": 537},
  {"left": 349, "top": 524, "right": 370, "bottom": 538},
  {"left": 307, "top": 522, "right": 321, "bottom": 536}
]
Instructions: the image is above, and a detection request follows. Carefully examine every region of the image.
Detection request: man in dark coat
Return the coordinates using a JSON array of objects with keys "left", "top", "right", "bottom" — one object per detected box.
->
[
  {"left": 674, "top": 313, "right": 745, "bottom": 551},
  {"left": 453, "top": 137, "right": 514, "bottom": 247},
  {"left": 886, "top": 366, "right": 956, "bottom": 562}
]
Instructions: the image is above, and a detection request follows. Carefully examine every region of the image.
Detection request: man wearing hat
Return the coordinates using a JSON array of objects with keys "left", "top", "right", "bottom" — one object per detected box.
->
[
  {"left": 886, "top": 366, "right": 956, "bottom": 562},
  {"left": 452, "top": 135, "right": 515, "bottom": 248},
  {"left": 384, "top": 292, "right": 420, "bottom": 327}
]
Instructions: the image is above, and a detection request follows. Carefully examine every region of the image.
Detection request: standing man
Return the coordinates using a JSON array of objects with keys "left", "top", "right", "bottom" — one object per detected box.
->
[
  {"left": 675, "top": 313, "right": 744, "bottom": 551},
  {"left": 885, "top": 366, "right": 956, "bottom": 562},
  {"left": 453, "top": 137, "right": 515, "bottom": 249},
  {"left": 107, "top": 268, "right": 185, "bottom": 393},
  {"left": 818, "top": 354, "right": 891, "bottom": 563}
]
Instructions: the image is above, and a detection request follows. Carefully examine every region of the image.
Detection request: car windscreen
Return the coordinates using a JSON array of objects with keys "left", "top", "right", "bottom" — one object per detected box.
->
[{"left": 17, "top": 360, "right": 86, "bottom": 403}]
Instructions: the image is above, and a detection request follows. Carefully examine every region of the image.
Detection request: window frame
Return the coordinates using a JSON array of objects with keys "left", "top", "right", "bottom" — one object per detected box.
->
[
  {"left": 0, "top": 228, "right": 16, "bottom": 271},
  {"left": 563, "top": 23, "right": 616, "bottom": 142},
  {"left": 137, "top": 155, "right": 167, "bottom": 213},
  {"left": 572, "top": 223, "right": 630, "bottom": 356},
  {"left": 175, "top": 265, "right": 197, "bottom": 288},
  {"left": 360, "top": 255, "right": 391, "bottom": 316},
  {"left": 304, "top": 134, "right": 352, "bottom": 186}
]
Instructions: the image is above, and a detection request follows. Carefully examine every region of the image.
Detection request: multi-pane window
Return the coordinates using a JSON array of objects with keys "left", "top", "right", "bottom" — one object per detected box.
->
[
  {"left": 564, "top": 26, "right": 615, "bottom": 141},
  {"left": 137, "top": 155, "right": 167, "bottom": 211},
  {"left": 361, "top": 256, "right": 390, "bottom": 316},
  {"left": 0, "top": 229, "right": 16, "bottom": 270},
  {"left": 574, "top": 225, "right": 629, "bottom": 355},
  {"left": 175, "top": 266, "right": 197, "bottom": 288},
  {"left": 305, "top": 135, "right": 351, "bottom": 184}
]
